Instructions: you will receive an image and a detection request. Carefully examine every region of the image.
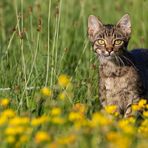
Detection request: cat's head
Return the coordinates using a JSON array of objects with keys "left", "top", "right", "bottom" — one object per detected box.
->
[{"left": 88, "top": 14, "right": 131, "bottom": 58}]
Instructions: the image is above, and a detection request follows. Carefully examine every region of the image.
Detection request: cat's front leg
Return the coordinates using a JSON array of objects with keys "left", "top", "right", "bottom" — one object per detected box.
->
[
  {"left": 124, "top": 101, "right": 139, "bottom": 118},
  {"left": 99, "top": 80, "right": 107, "bottom": 107},
  {"left": 124, "top": 106, "right": 132, "bottom": 118}
]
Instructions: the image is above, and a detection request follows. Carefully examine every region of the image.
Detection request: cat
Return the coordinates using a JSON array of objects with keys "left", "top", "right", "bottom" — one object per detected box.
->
[{"left": 87, "top": 14, "right": 148, "bottom": 117}]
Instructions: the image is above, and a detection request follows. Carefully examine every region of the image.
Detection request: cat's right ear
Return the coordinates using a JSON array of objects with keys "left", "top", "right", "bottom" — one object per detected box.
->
[
  {"left": 88, "top": 15, "right": 103, "bottom": 42},
  {"left": 116, "top": 14, "right": 131, "bottom": 38}
]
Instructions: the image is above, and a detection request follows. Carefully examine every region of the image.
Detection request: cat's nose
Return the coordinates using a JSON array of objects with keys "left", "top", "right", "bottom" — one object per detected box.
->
[{"left": 106, "top": 47, "right": 113, "bottom": 54}]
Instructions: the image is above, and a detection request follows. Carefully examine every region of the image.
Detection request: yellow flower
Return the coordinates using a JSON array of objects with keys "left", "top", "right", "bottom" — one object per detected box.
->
[
  {"left": 6, "top": 136, "right": 15, "bottom": 143},
  {"left": 35, "top": 131, "right": 50, "bottom": 143},
  {"left": 107, "top": 132, "right": 131, "bottom": 148},
  {"left": 0, "top": 116, "right": 7, "bottom": 126},
  {"left": 5, "top": 126, "right": 25, "bottom": 135},
  {"left": 31, "top": 115, "right": 49, "bottom": 126},
  {"left": 138, "top": 120, "right": 148, "bottom": 136},
  {"left": 68, "top": 112, "right": 83, "bottom": 121},
  {"left": 40, "top": 87, "right": 52, "bottom": 97},
  {"left": 57, "top": 134, "right": 76, "bottom": 145},
  {"left": 73, "top": 103, "right": 86, "bottom": 114},
  {"left": 48, "top": 142, "right": 58, "bottom": 148},
  {"left": 90, "top": 112, "right": 112, "bottom": 127},
  {"left": 105, "top": 105, "right": 117, "bottom": 114},
  {"left": 118, "top": 119, "right": 135, "bottom": 134},
  {"left": 58, "top": 92, "right": 66, "bottom": 100},
  {"left": 58, "top": 74, "right": 70, "bottom": 87},
  {"left": 2, "top": 109, "right": 16, "bottom": 118},
  {"left": 132, "top": 104, "right": 140, "bottom": 111},
  {"left": 20, "top": 135, "right": 28, "bottom": 143},
  {"left": 143, "top": 111, "right": 148, "bottom": 117},
  {"left": 51, "top": 117, "right": 65, "bottom": 124},
  {"left": 0, "top": 98, "right": 10, "bottom": 107},
  {"left": 138, "top": 99, "right": 147, "bottom": 109},
  {"left": 9, "top": 117, "right": 30, "bottom": 126},
  {"left": 106, "top": 131, "right": 119, "bottom": 141},
  {"left": 51, "top": 107, "right": 61, "bottom": 116}
]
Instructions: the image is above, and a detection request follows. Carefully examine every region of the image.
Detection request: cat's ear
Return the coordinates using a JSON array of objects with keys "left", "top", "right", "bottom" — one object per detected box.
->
[
  {"left": 116, "top": 14, "right": 131, "bottom": 37},
  {"left": 88, "top": 15, "right": 103, "bottom": 42}
]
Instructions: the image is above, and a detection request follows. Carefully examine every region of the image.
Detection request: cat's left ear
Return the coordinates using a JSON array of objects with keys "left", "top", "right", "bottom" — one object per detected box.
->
[{"left": 116, "top": 14, "right": 131, "bottom": 37}]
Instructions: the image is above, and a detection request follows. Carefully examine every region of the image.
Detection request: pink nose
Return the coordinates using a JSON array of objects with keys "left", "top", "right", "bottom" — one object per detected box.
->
[{"left": 106, "top": 48, "right": 113, "bottom": 53}]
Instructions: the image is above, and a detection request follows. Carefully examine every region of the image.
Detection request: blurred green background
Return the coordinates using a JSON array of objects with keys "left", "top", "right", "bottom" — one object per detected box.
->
[{"left": 0, "top": 0, "right": 147, "bottom": 111}]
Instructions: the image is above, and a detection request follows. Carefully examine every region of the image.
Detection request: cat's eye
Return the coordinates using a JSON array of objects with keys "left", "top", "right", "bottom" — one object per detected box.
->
[
  {"left": 114, "top": 40, "right": 123, "bottom": 45},
  {"left": 97, "top": 39, "right": 105, "bottom": 45}
]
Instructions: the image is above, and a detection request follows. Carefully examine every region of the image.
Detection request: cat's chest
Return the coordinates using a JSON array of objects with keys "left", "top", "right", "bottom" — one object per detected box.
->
[
  {"left": 100, "top": 63, "right": 139, "bottom": 95},
  {"left": 104, "top": 77, "right": 127, "bottom": 91}
]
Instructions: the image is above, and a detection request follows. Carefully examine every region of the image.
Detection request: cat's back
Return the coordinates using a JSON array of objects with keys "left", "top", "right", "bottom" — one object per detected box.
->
[
  {"left": 130, "top": 49, "right": 148, "bottom": 66},
  {"left": 130, "top": 48, "right": 148, "bottom": 99}
]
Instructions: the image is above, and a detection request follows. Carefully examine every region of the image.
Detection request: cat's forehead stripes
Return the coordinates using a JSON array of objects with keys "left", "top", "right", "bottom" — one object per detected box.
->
[{"left": 95, "top": 25, "right": 125, "bottom": 39}]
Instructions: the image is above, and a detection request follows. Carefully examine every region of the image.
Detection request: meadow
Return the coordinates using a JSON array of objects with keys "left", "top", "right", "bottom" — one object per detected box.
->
[{"left": 0, "top": 0, "right": 148, "bottom": 147}]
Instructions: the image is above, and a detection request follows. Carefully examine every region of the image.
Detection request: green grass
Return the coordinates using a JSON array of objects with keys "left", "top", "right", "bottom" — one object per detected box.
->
[
  {"left": 0, "top": 0, "right": 147, "bottom": 111},
  {"left": 0, "top": 0, "right": 148, "bottom": 146}
]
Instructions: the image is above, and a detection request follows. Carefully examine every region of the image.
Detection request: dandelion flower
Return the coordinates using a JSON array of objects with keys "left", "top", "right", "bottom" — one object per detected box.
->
[
  {"left": 2, "top": 109, "right": 16, "bottom": 118},
  {"left": 132, "top": 104, "right": 140, "bottom": 111},
  {"left": 58, "top": 92, "right": 66, "bottom": 100},
  {"left": 20, "top": 135, "right": 28, "bottom": 143},
  {"left": 9, "top": 117, "right": 30, "bottom": 126},
  {"left": 105, "top": 105, "right": 117, "bottom": 114},
  {"left": 40, "top": 87, "right": 52, "bottom": 97},
  {"left": 51, "top": 117, "right": 65, "bottom": 125},
  {"left": 0, "top": 116, "right": 7, "bottom": 126},
  {"left": 0, "top": 98, "right": 10, "bottom": 107},
  {"left": 143, "top": 111, "right": 148, "bottom": 118},
  {"left": 138, "top": 99, "right": 147, "bottom": 109},
  {"left": 31, "top": 116, "right": 49, "bottom": 126},
  {"left": 58, "top": 74, "right": 70, "bottom": 87},
  {"left": 57, "top": 134, "right": 76, "bottom": 145},
  {"left": 6, "top": 136, "right": 15, "bottom": 143},
  {"left": 91, "top": 112, "right": 112, "bottom": 127},
  {"left": 51, "top": 107, "right": 61, "bottom": 116},
  {"left": 68, "top": 112, "right": 83, "bottom": 121},
  {"left": 73, "top": 103, "right": 86, "bottom": 114},
  {"left": 35, "top": 131, "right": 50, "bottom": 143}
]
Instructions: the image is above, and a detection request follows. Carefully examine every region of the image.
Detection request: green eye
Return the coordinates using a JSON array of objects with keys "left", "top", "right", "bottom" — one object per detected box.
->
[
  {"left": 97, "top": 39, "right": 105, "bottom": 45},
  {"left": 114, "top": 40, "right": 123, "bottom": 45}
]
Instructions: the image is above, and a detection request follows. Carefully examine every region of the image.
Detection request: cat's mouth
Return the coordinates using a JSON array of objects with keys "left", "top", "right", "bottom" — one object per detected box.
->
[{"left": 96, "top": 50, "right": 115, "bottom": 58}]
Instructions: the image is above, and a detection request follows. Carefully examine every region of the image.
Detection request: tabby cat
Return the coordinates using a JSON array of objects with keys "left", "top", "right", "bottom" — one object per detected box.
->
[{"left": 88, "top": 14, "right": 148, "bottom": 117}]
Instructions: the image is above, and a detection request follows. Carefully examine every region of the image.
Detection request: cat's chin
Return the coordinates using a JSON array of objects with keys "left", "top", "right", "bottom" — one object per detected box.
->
[
  {"left": 104, "top": 55, "right": 114, "bottom": 60},
  {"left": 102, "top": 54, "right": 115, "bottom": 60}
]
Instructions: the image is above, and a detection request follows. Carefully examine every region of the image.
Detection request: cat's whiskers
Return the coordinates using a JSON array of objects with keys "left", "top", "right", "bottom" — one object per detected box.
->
[
  {"left": 117, "top": 55, "right": 125, "bottom": 67},
  {"left": 121, "top": 55, "right": 138, "bottom": 71},
  {"left": 115, "top": 55, "right": 121, "bottom": 67}
]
